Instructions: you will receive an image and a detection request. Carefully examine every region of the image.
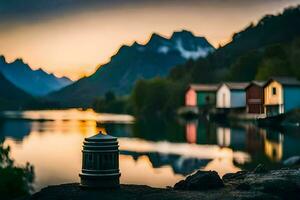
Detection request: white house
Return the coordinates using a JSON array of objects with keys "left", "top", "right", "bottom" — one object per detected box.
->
[{"left": 216, "top": 82, "right": 249, "bottom": 108}]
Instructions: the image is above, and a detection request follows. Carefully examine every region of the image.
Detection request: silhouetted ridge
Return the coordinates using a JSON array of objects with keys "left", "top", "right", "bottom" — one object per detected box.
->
[
  {"left": 0, "top": 72, "right": 33, "bottom": 109},
  {"left": 0, "top": 55, "right": 73, "bottom": 96},
  {"left": 49, "top": 30, "right": 214, "bottom": 107}
]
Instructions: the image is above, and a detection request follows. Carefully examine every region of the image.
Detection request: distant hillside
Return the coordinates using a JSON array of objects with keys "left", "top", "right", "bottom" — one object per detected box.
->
[
  {"left": 0, "top": 56, "right": 72, "bottom": 96},
  {"left": 227, "top": 36, "right": 300, "bottom": 81},
  {"left": 130, "top": 5, "right": 300, "bottom": 119},
  {"left": 0, "top": 72, "right": 33, "bottom": 110},
  {"left": 223, "top": 6, "right": 300, "bottom": 57},
  {"left": 49, "top": 30, "right": 214, "bottom": 107},
  {"left": 169, "top": 5, "right": 300, "bottom": 83}
]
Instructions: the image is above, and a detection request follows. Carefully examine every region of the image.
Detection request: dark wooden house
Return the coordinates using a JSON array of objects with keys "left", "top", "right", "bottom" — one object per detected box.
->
[{"left": 246, "top": 81, "right": 265, "bottom": 114}]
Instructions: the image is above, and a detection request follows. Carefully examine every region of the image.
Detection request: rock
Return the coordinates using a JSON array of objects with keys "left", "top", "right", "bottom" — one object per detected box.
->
[
  {"left": 253, "top": 164, "right": 268, "bottom": 173},
  {"left": 174, "top": 170, "right": 224, "bottom": 191},
  {"left": 222, "top": 171, "right": 248, "bottom": 182},
  {"left": 236, "top": 183, "right": 251, "bottom": 191},
  {"left": 23, "top": 168, "right": 300, "bottom": 200},
  {"left": 262, "top": 178, "right": 300, "bottom": 199},
  {"left": 283, "top": 156, "right": 300, "bottom": 166},
  {"left": 173, "top": 180, "right": 186, "bottom": 190}
]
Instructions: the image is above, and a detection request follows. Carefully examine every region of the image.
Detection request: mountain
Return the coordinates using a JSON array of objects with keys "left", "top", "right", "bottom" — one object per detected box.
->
[
  {"left": 145, "top": 31, "right": 214, "bottom": 59},
  {"left": 216, "top": 5, "right": 300, "bottom": 68},
  {"left": 0, "top": 72, "right": 33, "bottom": 110},
  {"left": 169, "top": 5, "right": 300, "bottom": 83},
  {"left": 0, "top": 56, "right": 73, "bottom": 96},
  {"left": 129, "top": 5, "right": 300, "bottom": 118},
  {"left": 49, "top": 30, "right": 214, "bottom": 107}
]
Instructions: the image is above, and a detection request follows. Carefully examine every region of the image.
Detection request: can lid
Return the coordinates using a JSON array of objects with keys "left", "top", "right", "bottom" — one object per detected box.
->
[{"left": 85, "top": 131, "right": 117, "bottom": 142}]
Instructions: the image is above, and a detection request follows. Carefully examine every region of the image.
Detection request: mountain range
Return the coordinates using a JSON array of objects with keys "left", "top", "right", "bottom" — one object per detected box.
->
[
  {"left": 169, "top": 5, "right": 300, "bottom": 83},
  {"left": 0, "top": 56, "right": 72, "bottom": 96},
  {"left": 134, "top": 5, "right": 300, "bottom": 118},
  {"left": 49, "top": 30, "right": 214, "bottom": 106},
  {"left": 2, "top": 5, "right": 300, "bottom": 110}
]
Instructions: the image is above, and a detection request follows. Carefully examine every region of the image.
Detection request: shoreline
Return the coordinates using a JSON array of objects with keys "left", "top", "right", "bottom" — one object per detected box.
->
[{"left": 23, "top": 167, "right": 300, "bottom": 200}]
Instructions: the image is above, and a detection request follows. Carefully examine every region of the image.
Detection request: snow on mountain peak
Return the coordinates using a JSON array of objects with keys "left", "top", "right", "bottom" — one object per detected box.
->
[
  {"left": 134, "top": 31, "right": 214, "bottom": 59},
  {"left": 175, "top": 38, "right": 214, "bottom": 59},
  {"left": 157, "top": 46, "right": 170, "bottom": 54}
]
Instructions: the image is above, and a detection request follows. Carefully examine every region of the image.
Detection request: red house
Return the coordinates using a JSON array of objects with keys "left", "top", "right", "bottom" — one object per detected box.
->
[{"left": 245, "top": 81, "right": 265, "bottom": 114}]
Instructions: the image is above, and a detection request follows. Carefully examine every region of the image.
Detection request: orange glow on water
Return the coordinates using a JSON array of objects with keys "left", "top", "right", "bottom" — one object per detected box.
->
[
  {"left": 2, "top": 110, "right": 247, "bottom": 191},
  {"left": 120, "top": 155, "right": 183, "bottom": 187},
  {"left": 3, "top": 110, "right": 297, "bottom": 192}
]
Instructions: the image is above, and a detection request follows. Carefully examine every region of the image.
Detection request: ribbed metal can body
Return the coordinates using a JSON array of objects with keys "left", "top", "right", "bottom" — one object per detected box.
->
[{"left": 79, "top": 133, "right": 120, "bottom": 188}]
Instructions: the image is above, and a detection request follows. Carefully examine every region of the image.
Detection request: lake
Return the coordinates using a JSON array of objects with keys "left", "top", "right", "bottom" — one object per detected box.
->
[{"left": 1, "top": 109, "right": 300, "bottom": 192}]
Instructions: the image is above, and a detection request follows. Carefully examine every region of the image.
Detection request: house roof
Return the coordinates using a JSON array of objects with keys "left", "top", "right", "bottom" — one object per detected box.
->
[
  {"left": 245, "top": 80, "right": 266, "bottom": 89},
  {"left": 251, "top": 81, "right": 266, "bottom": 87},
  {"left": 189, "top": 84, "right": 219, "bottom": 92},
  {"left": 266, "top": 77, "right": 300, "bottom": 86},
  {"left": 220, "top": 82, "right": 249, "bottom": 90}
]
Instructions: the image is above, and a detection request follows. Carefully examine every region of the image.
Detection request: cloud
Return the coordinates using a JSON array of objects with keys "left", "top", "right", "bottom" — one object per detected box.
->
[{"left": 0, "top": 0, "right": 296, "bottom": 25}]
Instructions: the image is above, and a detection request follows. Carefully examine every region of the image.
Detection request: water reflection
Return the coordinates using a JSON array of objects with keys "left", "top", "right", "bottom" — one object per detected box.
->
[
  {"left": 0, "top": 120, "right": 31, "bottom": 141},
  {"left": 217, "top": 127, "right": 231, "bottom": 147},
  {"left": 119, "top": 155, "right": 183, "bottom": 187},
  {"left": 244, "top": 125, "right": 285, "bottom": 163},
  {"left": 1, "top": 109, "right": 300, "bottom": 191},
  {"left": 121, "top": 150, "right": 211, "bottom": 176},
  {"left": 262, "top": 129, "right": 284, "bottom": 162},
  {"left": 119, "top": 138, "right": 248, "bottom": 177},
  {"left": 1, "top": 109, "right": 134, "bottom": 123},
  {"left": 183, "top": 119, "right": 217, "bottom": 145},
  {"left": 184, "top": 120, "right": 300, "bottom": 169}
]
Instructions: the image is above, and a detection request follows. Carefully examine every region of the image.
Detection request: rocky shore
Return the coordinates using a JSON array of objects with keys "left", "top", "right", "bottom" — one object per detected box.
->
[{"left": 23, "top": 166, "right": 300, "bottom": 200}]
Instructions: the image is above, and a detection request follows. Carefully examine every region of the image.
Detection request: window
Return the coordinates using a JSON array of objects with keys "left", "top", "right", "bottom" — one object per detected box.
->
[
  {"left": 205, "top": 95, "right": 210, "bottom": 104},
  {"left": 272, "top": 87, "right": 276, "bottom": 95}
]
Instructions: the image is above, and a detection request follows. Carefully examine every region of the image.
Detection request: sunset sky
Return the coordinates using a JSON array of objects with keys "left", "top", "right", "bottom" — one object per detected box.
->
[{"left": 0, "top": 0, "right": 299, "bottom": 80}]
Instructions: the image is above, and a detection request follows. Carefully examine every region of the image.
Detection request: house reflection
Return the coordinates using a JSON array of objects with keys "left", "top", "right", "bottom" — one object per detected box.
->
[
  {"left": 245, "top": 125, "right": 284, "bottom": 162},
  {"left": 184, "top": 120, "right": 230, "bottom": 146},
  {"left": 185, "top": 121, "right": 197, "bottom": 144},
  {"left": 184, "top": 120, "right": 249, "bottom": 150},
  {"left": 217, "top": 127, "right": 231, "bottom": 147},
  {"left": 245, "top": 125, "right": 264, "bottom": 155},
  {"left": 215, "top": 126, "right": 246, "bottom": 151},
  {"left": 185, "top": 120, "right": 286, "bottom": 165},
  {"left": 184, "top": 120, "right": 217, "bottom": 145},
  {"left": 261, "top": 129, "right": 284, "bottom": 162}
]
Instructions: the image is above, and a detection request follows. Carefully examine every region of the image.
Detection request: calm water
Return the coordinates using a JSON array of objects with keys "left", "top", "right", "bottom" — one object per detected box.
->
[{"left": 1, "top": 109, "right": 300, "bottom": 192}]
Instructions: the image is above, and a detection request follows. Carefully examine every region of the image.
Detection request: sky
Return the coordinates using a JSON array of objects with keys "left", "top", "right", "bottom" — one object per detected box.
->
[{"left": 0, "top": 0, "right": 299, "bottom": 80}]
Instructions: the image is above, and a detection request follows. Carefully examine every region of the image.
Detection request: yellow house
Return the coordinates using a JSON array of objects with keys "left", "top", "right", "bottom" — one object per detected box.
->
[
  {"left": 264, "top": 79, "right": 284, "bottom": 115},
  {"left": 264, "top": 77, "right": 300, "bottom": 116}
]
